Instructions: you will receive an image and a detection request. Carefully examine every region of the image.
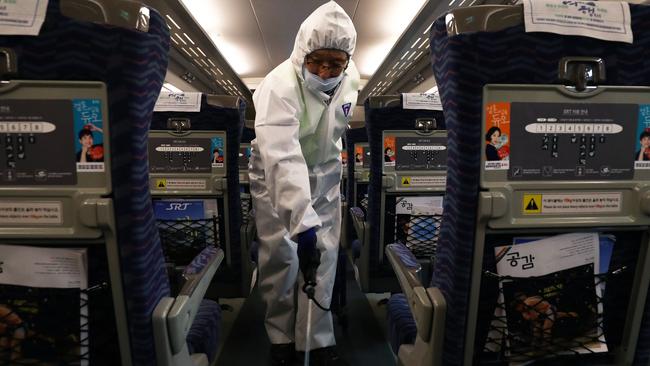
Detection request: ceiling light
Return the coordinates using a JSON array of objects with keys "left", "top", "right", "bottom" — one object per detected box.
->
[
  {"left": 171, "top": 37, "right": 179, "bottom": 45},
  {"left": 165, "top": 14, "right": 180, "bottom": 29},
  {"left": 401, "top": 51, "right": 410, "bottom": 60},
  {"left": 419, "top": 38, "right": 429, "bottom": 49},
  {"left": 190, "top": 48, "right": 199, "bottom": 57},
  {"left": 197, "top": 47, "right": 206, "bottom": 57},
  {"left": 411, "top": 37, "right": 422, "bottom": 49},
  {"left": 183, "top": 33, "right": 195, "bottom": 45},
  {"left": 174, "top": 33, "right": 186, "bottom": 45},
  {"left": 425, "top": 85, "right": 439, "bottom": 94},
  {"left": 162, "top": 82, "right": 183, "bottom": 93}
]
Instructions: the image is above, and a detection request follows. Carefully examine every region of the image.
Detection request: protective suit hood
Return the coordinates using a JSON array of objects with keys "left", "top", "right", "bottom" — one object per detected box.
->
[{"left": 290, "top": 1, "right": 357, "bottom": 76}]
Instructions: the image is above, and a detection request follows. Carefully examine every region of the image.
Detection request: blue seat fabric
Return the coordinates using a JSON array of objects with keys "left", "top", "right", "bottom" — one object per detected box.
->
[
  {"left": 387, "top": 294, "right": 417, "bottom": 355},
  {"left": 187, "top": 299, "right": 222, "bottom": 363},
  {"left": 181, "top": 247, "right": 222, "bottom": 362},
  {"left": 429, "top": 5, "right": 650, "bottom": 365},
  {"left": 0, "top": 1, "right": 174, "bottom": 364}
]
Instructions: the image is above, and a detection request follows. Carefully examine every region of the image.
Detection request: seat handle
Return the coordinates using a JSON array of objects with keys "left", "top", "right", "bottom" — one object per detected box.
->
[
  {"left": 558, "top": 57, "right": 606, "bottom": 92},
  {"left": 0, "top": 48, "right": 17, "bottom": 80}
]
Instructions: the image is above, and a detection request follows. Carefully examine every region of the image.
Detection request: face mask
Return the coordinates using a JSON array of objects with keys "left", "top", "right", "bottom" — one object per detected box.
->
[{"left": 303, "top": 66, "right": 344, "bottom": 93}]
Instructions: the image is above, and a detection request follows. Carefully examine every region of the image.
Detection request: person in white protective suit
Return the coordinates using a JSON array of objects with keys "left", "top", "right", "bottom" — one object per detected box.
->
[{"left": 248, "top": 1, "right": 359, "bottom": 365}]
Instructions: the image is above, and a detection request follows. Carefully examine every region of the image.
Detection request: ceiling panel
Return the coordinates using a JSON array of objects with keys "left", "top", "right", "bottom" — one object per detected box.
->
[
  {"left": 180, "top": 0, "right": 270, "bottom": 77},
  {"left": 251, "top": 0, "right": 359, "bottom": 69},
  {"left": 180, "top": 0, "right": 428, "bottom": 86},
  {"left": 353, "top": 0, "right": 427, "bottom": 78}
]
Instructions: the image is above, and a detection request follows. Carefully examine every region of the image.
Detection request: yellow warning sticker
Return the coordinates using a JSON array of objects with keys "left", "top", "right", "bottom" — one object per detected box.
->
[
  {"left": 155, "top": 179, "right": 167, "bottom": 189},
  {"left": 401, "top": 176, "right": 411, "bottom": 186},
  {"left": 523, "top": 194, "right": 542, "bottom": 214}
]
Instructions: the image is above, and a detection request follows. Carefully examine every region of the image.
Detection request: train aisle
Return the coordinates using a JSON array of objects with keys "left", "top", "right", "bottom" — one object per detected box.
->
[{"left": 215, "top": 264, "right": 396, "bottom": 365}]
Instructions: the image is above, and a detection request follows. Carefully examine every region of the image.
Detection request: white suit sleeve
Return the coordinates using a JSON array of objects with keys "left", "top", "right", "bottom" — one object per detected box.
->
[{"left": 253, "top": 81, "right": 322, "bottom": 239}]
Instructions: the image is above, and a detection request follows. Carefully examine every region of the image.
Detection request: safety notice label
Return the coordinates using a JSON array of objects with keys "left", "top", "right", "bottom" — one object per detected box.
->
[
  {"left": 155, "top": 178, "right": 206, "bottom": 190},
  {"left": 522, "top": 192, "right": 621, "bottom": 214},
  {"left": 154, "top": 92, "right": 202, "bottom": 112},
  {"left": 401, "top": 176, "right": 446, "bottom": 187},
  {"left": 0, "top": 201, "right": 62, "bottom": 224},
  {"left": 523, "top": 0, "right": 632, "bottom": 44}
]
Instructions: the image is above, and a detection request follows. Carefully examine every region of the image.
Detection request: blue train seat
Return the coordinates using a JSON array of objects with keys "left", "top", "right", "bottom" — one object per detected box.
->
[
  {"left": 386, "top": 4, "right": 650, "bottom": 366},
  {"left": 351, "top": 95, "right": 445, "bottom": 293},
  {"left": 0, "top": 1, "right": 223, "bottom": 365},
  {"left": 343, "top": 123, "right": 369, "bottom": 262},
  {"left": 151, "top": 95, "right": 246, "bottom": 298}
]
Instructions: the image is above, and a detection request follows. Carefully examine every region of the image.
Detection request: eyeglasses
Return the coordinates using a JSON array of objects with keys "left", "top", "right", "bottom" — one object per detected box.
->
[{"left": 305, "top": 57, "right": 348, "bottom": 75}]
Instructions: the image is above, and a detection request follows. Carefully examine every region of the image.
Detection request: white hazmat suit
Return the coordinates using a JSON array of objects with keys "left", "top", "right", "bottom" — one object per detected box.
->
[{"left": 249, "top": 1, "right": 360, "bottom": 351}]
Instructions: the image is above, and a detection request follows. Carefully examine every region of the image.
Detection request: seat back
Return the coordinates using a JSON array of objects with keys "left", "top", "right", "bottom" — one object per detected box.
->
[
  {"left": 237, "top": 120, "right": 258, "bottom": 272},
  {"left": 352, "top": 142, "right": 371, "bottom": 212},
  {"left": 0, "top": 1, "right": 170, "bottom": 365},
  {"left": 239, "top": 119, "right": 255, "bottom": 220},
  {"left": 151, "top": 95, "right": 246, "bottom": 297},
  {"left": 430, "top": 4, "right": 650, "bottom": 365},
  {"left": 342, "top": 123, "right": 367, "bottom": 257},
  {"left": 345, "top": 122, "right": 369, "bottom": 208},
  {"left": 360, "top": 95, "right": 445, "bottom": 293}
]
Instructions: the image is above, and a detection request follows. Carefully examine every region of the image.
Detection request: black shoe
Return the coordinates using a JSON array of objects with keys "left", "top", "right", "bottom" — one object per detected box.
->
[
  {"left": 297, "top": 346, "right": 349, "bottom": 366},
  {"left": 270, "top": 343, "right": 296, "bottom": 366}
]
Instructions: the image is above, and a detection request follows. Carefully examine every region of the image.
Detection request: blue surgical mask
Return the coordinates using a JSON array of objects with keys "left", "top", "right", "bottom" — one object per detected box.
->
[{"left": 303, "top": 66, "right": 344, "bottom": 93}]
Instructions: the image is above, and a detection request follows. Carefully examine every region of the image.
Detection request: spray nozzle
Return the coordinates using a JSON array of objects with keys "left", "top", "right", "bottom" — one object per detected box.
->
[{"left": 302, "top": 282, "right": 316, "bottom": 300}]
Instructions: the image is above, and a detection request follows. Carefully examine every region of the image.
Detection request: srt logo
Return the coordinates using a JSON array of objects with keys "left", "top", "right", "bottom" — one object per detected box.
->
[{"left": 166, "top": 203, "right": 191, "bottom": 211}]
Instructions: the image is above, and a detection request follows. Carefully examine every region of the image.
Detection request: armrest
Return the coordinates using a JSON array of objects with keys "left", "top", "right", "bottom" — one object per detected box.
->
[
  {"left": 387, "top": 242, "right": 421, "bottom": 273},
  {"left": 170, "top": 246, "right": 224, "bottom": 354},
  {"left": 349, "top": 206, "right": 366, "bottom": 239},
  {"left": 386, "top": 244, "right": 429, "bottom": 341},
  {"left": 153, "top": 246, "right": 223, "bottom": 366},
  {"left": 386, "top": 243, "right": 446, "bottom": 366}
]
